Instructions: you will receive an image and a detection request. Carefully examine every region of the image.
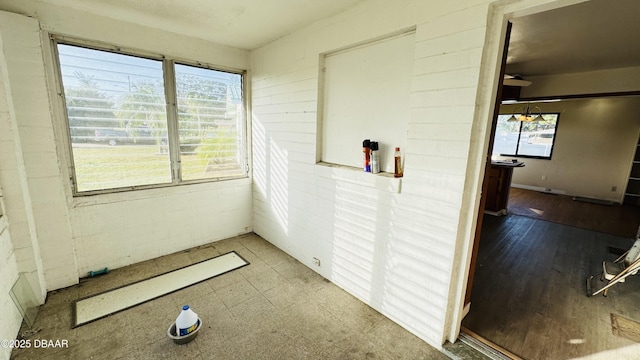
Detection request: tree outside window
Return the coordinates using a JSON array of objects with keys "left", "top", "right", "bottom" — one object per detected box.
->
[{"left": 56, "top": 42, "right": 246, "bottom": 194}]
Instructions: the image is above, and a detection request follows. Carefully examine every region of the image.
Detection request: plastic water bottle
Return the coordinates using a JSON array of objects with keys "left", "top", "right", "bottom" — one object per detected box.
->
[{"left": 175, "top": 305, "right": 198, "bottom": 336}]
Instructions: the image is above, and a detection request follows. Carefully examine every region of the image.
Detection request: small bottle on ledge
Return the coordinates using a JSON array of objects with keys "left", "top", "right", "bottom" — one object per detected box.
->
[
  {"left": 363, "top": 139, "right": 371, "bottom": 172},
  {"left": 370, "top": 141, "right": 380, "bottom": 174},
  {"left": 394, "top": 147, "right": 403, "bottom": 178}
]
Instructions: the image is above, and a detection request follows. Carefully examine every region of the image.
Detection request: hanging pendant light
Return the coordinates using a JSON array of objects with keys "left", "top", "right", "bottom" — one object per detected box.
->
[{"left": 510, "top": 103, "right": 544, "bottom": 122}]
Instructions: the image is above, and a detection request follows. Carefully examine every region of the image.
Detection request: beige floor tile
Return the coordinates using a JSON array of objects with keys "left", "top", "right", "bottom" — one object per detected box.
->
[
  {"left": 261, "top": 280, "right": 304, "bottom": 309},
  {"left": 185, "top": 245, "right": 220, "bottom": 263},
  {"left": 212, "top": 238, "right": 247, "bottom": 256},
  {"left": 214, "top": 278, "right": 260, "bottom": 308},
  {"left": 168, "top": 281, "right": 215, "bottom": 306},
  {"left": 244, "top": 265, "right": 287, "bottom": 292},
  {"left": 153, "top": 251, "right": 192, "bottom": 272},
  {"left": 227, "top": 293, "right": 276, "bottom": 325},
  {"left": 205, "top": 267, "right": 245, "bottom": 291},
  {"left": 9, "top": 233, "right": 448, "bottom": 360}
]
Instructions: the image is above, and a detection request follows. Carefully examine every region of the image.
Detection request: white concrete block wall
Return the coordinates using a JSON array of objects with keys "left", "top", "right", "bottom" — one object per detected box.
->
[
  {"left": 0, "top": 3, "right": 253, "bottom": 288},
  {"left": 251, "top": 0, "right": 493, "bottom": 347},
  {"left": 0, "top": 11, "right": 78, "bottom": 291},
  {"left": 0, "top": 13, "right": 45, "bottom": 299},
  {"left": 0, "top": 29, "right": 29, "bottom": 360},
  {"left": 71, "top": 180, "right": 252, "bottom": 276},
  {"left": 0, "top": 217, "right": 21, "bottom": 360},
  {"left": 505, "top": 98, "right": 640, "bottom": 202}
]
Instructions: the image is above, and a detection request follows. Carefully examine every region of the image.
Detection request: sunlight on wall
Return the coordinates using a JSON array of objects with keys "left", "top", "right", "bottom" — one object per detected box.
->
[
  {"left": 321, "top": 163, "right": 450, "bottom": 342},
  {"left": 330, "top": 180, "right": 379, "bottom": 300},
  {"left": 380, "top": 199, "right": 452, "bottom": 336},
  {"left": 252, "top": 115, "right": 288, "bottom": 234},
  {"left": 269, "top": 138, "right": 289, "bottom": 233},
  {"left": 252, "top": 117, "right": 267, "bottom": 196}
]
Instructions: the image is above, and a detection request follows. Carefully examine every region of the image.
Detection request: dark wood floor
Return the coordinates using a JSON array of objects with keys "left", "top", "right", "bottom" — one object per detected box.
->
[
  {"left": 507, "top": 187, "right": 640, "bottom": 238},
  {"left": 464, "top": 191, "right": 640, "bottom": 360}
]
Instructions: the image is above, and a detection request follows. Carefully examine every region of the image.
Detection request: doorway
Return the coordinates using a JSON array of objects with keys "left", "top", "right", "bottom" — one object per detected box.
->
[{"left": 462, "top": 0, "right": 640, "bottom": 358}]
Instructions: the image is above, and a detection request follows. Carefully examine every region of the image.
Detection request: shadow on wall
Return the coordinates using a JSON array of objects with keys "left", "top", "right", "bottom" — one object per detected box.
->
[
  {"left": 329, "top": 177, "right": 445, "bottom": 337},
  {"left": 252, "top": 113, "right": 446, "bottom": 344},
  {"left": 253, "top": 116, "right": 289, "bottom": 235}
]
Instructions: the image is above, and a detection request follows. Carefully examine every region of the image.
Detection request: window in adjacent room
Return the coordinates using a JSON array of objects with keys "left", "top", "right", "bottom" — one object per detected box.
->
[
  {"left": 54, "top": 40, "right": 246, "bottom": 194},
  {"left": 492, "top": 113, "right": 560, "bottom": 159}
]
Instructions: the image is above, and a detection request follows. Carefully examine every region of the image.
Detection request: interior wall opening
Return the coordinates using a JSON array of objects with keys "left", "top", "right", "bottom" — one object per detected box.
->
[{"left": 462, "top": 1, "right": 640, "bottom": 358}]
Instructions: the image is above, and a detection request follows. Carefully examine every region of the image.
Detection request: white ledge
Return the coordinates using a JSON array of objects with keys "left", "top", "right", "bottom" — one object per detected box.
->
[{"left": 314, "top": 162, "right": 402, "bottom": 194}]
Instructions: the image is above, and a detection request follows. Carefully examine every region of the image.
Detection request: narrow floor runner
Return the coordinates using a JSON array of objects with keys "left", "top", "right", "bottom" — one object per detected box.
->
[{"left": 73, "top": 251, "right": 248, "bottom": 327}]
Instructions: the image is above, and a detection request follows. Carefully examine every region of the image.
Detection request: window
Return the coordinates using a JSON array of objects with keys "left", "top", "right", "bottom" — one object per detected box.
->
[
  {"left": 492, "top": 113, "right": 560, "bottom": 159},
  {"left": 54, "top": 40, "right": 246, "bottom": 194}
]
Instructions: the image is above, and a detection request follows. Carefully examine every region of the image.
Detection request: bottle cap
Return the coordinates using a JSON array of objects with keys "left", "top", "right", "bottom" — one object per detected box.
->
[
  {"left": 370, "top": 141, "right": 379, "bottom": 151},
  {"left": 395, "top": 147, "right": 400, "bottom": 151},
  {"left": 183, "top": 305, "right": 190, "bottom": 310},
  {"left": 363, "top": 139, "right": 371, "bottom": 147}
]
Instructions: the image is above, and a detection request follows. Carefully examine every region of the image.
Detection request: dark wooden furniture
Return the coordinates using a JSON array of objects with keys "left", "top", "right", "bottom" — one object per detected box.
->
[{"left": 484, "top": 161, "right": 524, "bottom": 215}]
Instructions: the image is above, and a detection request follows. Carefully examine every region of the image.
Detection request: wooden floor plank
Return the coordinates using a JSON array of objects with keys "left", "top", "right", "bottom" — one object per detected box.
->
[
  {"left": 464, "top": 214, "right": 640, "bottom": 360},
  {"left": 507, "top": 187, "right": 640, "bottom": 238}
]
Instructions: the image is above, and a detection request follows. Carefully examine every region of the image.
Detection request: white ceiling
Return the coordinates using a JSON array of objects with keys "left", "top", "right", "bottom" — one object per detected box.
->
[
  {"left": 33, "top": 0, "right": 367, "bottom": 50},
  {"left": 28, "top": 0, "right": 640, "bottom": 77},
  {"left": 507, "top": 0, "right": 640, "bottom": 77}
]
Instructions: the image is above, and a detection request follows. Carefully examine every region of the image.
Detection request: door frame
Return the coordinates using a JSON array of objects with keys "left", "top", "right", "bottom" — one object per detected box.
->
[
  {"left": 447, "top": 0, "right": 590, "bottom": 344},
  {"left": 464, "top": 20, "right": 512, "bottom": 307}
]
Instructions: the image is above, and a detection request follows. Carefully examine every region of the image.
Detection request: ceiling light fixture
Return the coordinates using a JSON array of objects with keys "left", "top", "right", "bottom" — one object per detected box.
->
[{"left": 507, "top": 104, "right": 545, "bottom": 122}]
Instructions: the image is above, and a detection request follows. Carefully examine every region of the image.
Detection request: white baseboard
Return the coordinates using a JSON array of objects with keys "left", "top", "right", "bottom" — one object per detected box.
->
[
  {"left": 511, "top": 183, "right": 566, "bottom": 195},
  {"left": 511, "top": 183, "right": 623, "bottom": 204},
  {"left": 484, "top": 209, "right": 507, "bottom": 217}
]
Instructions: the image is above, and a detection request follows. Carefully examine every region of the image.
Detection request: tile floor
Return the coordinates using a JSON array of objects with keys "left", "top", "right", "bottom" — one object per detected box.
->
[{"left": 10, "top": 233, "right": 450, "bottom": 360}]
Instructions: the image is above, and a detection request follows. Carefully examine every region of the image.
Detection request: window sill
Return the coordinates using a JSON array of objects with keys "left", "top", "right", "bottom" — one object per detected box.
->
[
  {"left": 314, "top": 162, "right": 402, "bottom": 194},
  {"left": 71, "top": 176, "right": 251, "bottom": 207}
]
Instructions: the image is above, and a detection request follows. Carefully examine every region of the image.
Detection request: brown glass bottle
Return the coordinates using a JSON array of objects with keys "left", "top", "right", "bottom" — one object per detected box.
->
[{"left": 394, "top": 147, "right": 403, "bottom": 178}]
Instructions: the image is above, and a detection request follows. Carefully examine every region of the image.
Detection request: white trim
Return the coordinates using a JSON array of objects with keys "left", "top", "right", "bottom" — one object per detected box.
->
[
  {"left": 484, "top": 209, "right": 508, "bottom": 217},
  {"left": 163, "top": 59, "right": 181, "bottom": 184},
  {"left": 462, "top": 301, "right": 471, "bottom": 319},
  {"left": 324, "top": 26, "right": 416, "bottom": 58},
  {"left": 511, "top": 183, "right": 567, "bottom": 195}
]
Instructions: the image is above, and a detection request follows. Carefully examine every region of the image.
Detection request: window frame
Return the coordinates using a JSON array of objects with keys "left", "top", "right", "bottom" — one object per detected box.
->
[
  {"left": 319, "top": 29, "right": 414, "bottom": 172},
  {"left": 50, "top": 35, "right": 248, "bottom": 196},
  {"left": 493, "top": 112, "right": 560, "bottom": 160}
]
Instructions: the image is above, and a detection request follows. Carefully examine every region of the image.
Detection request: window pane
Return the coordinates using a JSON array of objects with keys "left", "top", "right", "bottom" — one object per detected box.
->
[
  {"left": 57, "top": 44, "right": 170, "bottom": 192},
  {"left": 492, "top": 113, "right": 559, "bottom": 160},
  {"left": 492, "top": 115, "right": 520, "bottom": 156},
  {"left": 174, "top": 64, "right": 244, "bottom": 181},
  {"left": 517, "top": 114, "right": 558, "bottom": 158}
]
